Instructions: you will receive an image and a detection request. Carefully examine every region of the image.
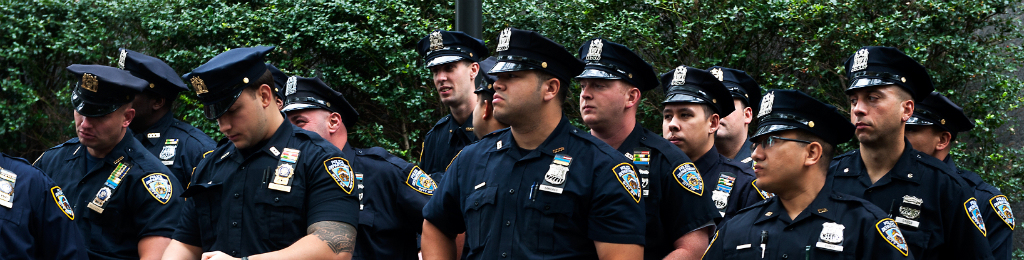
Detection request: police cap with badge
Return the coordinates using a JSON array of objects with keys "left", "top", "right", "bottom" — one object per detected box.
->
[
  {"left": 708, "top": 66, "right": 762, "bottom": 114},
  {"left": 417, "top": 30, "right": 488, "bottom": 68},
  {"left": 844, "top": 46, "right": 934, "bottom": 102},
  {"left": 488, "top": 27, "right": 585, "bottom": 88},
  {"left": 750, "top": 89, "right": 855, "bottom": 146},
  {"left": 575, "top": 38, "right": 659, "bottom": 91},
  {"left": 474, "top": 56, "right": 499, "bottom": 95},
  {"left": 67, "top": 64, "right": 149, "bottom": 117},
  {"left": 281, "top": 76, "right": 359, "bottom": 129},
  {"left": 660, "top": 66, "right": 735, "bottom": 116},
  {"left": 267, "top": 63, "right": 288, "bottom": 102},
  {"left": 907, "top": 92, "right": 973, "bottom": 137},
  {"left": 118, "top": 48, "right": 189, "bottom": 99},
  {"left": 182, "top": 46, "right": 274, "bottom": 119}
]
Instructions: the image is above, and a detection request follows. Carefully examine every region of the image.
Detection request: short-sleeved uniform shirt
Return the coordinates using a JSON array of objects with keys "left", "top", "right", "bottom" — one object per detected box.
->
[
  {"left": 172, "top": 121, "right": 359, "bottom": 257},
  {"left": 943, "top": 156, "right": 1013, "bottom": 260},
  {"left": 34, "top": 129, "right": 183, "bottom": 260},
  {"left": 423, "top": 116, "right": 646, "bottom": 259},
  {"left": 829, "top": 140, "right": 994, "bottom": 260},
  {"left": 345, "top": 144, "right": 434, "bottom": 260},
  {"left": 695, "top": 146, "right": 768, "bottom": 221},
  {"left": 419, "top": 115, "right": 476, "bottom": 181},
  {"left": 132, "top": 111, "right": 216, "bottom": 186},
  {"left": 1, "top": 153, "right": 88, "bottom": 260},
  {"left": 702, "top": 184, "right": 914, "bottom": 260},
  {"left": 615, "top": 123, "right": 719, "bottom": 259}
]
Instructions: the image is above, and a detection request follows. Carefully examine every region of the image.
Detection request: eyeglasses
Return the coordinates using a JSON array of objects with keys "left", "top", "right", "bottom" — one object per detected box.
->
[{"left": 751, "top": 136, "right": 813, "bottom": 151}]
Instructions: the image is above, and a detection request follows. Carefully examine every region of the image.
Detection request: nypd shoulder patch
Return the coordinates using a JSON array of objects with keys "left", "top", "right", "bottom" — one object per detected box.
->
[
  {"left": 142, "top": 173, "right": 173, "bottom": 204},
  {"left": 672, "top": 162, "right": 703, "bottom": 196},
  {"left": 965, "top": 197, "right": 988, "bottom": 236},
  {"left": 613, "top": 163, "right": 641, "bottom": 203},
  {"left": 989, "top": 195, "right": 1015, "bottom": 230},
  {"left": 50, "top": 186, "right": 74, "bottom": 220},
  {"left": 406, "top": 166, "right": 436, "bottom": 195},
  {"left": 875, "top": 218, "right": 909, "bottom": 256},
  {"left": 324, "top": 157, "right": 355, "bottom": 194}
]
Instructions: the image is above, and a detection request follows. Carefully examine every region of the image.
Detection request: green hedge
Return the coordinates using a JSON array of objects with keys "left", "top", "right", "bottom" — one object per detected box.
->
[{"left": 2, "top": 0, "right": 1022, "bottom": 201}]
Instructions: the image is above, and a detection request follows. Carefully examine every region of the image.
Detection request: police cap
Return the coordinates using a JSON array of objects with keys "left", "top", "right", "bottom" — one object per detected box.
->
[
  {"left": 907, "top": 92, "right": 973, "bottom": 133},
  {"left": 575, "top": 38, "right": 659, "bottom": 92},
  {"left": 844, "top": 46, "right": 934, "bottom": 101},
  {"left": 417, "top": 30, "right": 487, "bottom": 68},
  {"left": 474, "top": 56, "right": 498, "bottom": 95},
  {"left": 281, "top": 76, "right": 359, "bottom": 129},
  {"left": 267, "top": 63, "right": 287, "bottom": 101},
  {"left": 182, "top": 46, "right": 274, "bottom": 120},
  {"left": 488, "top": 28, "right": 585, "bottom": 89},
  {"left": 750, "top": 89, "right": 854, "bottom": 146},
  {"left": 660, "top": 65, "right": 735, "bottom": 116},
  {"left": 66, "top": 64, "right": 148, "bottom": 117},
  {"left": 118, "top": 48, "right": 188, "bottom": 99},
  {"left": 708, "top": 66, "right": 762, "bottom": 115}
]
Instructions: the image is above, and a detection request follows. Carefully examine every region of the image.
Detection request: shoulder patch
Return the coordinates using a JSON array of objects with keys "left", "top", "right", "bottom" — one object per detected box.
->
[
  {"left": 989, "top": 195, "right": 1015, "bottom": 230},
  {"left": 142, "top": 173, "right": 173, "bottom": 204},
  {"left": 672, "top": 162, "right": 704, "bottom": 196},
  {"left": 51, "top": 186, "right": 75, "bottom": 220},
  {"left": 613, "top": 163, "right": 641, "bottom": 203},
  {"left": 324, "top": 157, "right": 355, "bottom": 194},
  {"left": 965, "top": 197, "right": 988, "bottom": 236},
  {"left": 876, "top": 218, "right": 909, "bottom": 256},
  {"left": 405, "top": 166, "right": 436, "bottom": 195},
  {"left": 752, "top": 180, "right": 774, "bottom": 200}
]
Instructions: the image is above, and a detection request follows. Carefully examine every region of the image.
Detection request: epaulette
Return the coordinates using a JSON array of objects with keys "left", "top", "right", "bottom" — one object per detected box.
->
[
  {"left": 479, "top": 126, "right": 510, "bottom": 139},
  {"left": 423, "top": 115, "right": 452, "bottom": 137},
  {"left": 911, "top": 150, "right": 955, "bottom": 175},
  {"left": 46, "top": 138, "right": 81, "bottom": 151},
  {"left": 358, "top": 147, "right": 411, "bottom": 169},
  {"left": 832, "top": 149, "right": 858, "bottom": 161},
  {"left": 216, "top": 137, "right": 230, "bottom": 147},
  {"left": 830, "top": 192, "right": 890, "bottom": 219},
  {"left": 569, "top": 127, "right": 628, "bottom": 160},
  {"left": 735, "top": 197, "right": 773, "bottom": 214}
]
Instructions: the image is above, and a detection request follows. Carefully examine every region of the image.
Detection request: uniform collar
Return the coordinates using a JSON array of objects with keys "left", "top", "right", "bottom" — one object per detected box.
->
[
  {"left": 614, "top": 122, "right": 647, "bottom": 155},
  {"left": 734, "top": 140, "right": 753, "bottom": 161},
  {"left": 489, "top": 115, "right": 575, "bottom": 159},
  {"left": 693, "top": 145, "right": 722, "bottom": 173},
  {"left": 833, "top": 139, "right": 920, "bottom": 184},
  {"left": 341, "top": 143, "right": 357, "bottom": 160},
  {"left": 941, "top": 155, "right": 959, "bottom": 173},
  {"left": 221, "top": 120, "right": 294, "bottom": 162},
  {"left": 755, "top": 182, "right": 839, "bottom": 225},
  {"left": 135, "top": 111, "right": 175, "bottom": 146},
  {"left": 92, "top": 128, "right": 138, "bottom": 165}
]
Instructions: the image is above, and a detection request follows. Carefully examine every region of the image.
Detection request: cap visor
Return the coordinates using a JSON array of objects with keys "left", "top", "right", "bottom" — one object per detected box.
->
[
  {"left": 201, "top": 88, "right": 247, "bottom": 120},
  {"left": 281, "top": 103, "right": 320, "bottom": 113},
  {"left": 426, "top": 55, "right": 466, "bottom": 68},
  {"left": 489, "top": 61, "right": 536, "bottom": 74},
  {"left": 750, "top": 124, "right": 800, "bottom": 142},
  {"left": 846, "top": 77, "right": 896, "bottom": 93},
  {"left": 905, "top": 115, "right": 936, "bottom": 126},
  {"left": 74, "top": 101, "right": 121, "bottom": 117},
  {"left": 662, "top": 93, "right": 707, "bottom": 105},
  {"left": 575, "top": 68, "right": 621, "bottom": 79}
]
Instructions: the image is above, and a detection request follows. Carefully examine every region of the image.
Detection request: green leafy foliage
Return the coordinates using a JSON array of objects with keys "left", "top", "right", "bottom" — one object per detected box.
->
[{"left": 1, "top": 0, "right": 1021, "bottom": 201}]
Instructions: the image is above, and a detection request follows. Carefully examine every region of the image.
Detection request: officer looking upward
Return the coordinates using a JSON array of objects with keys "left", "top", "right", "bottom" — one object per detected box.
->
[{"left": 709, "top": 66, "right": 762, "bottom": 168}]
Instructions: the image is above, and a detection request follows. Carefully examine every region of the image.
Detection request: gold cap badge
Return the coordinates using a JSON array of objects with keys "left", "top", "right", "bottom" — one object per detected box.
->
[
  {"left": 191, "top": 76, "right": 208, "bottom": 94},
  {"left": 81, "top": 73, "right": 99, "bottom": 92}
]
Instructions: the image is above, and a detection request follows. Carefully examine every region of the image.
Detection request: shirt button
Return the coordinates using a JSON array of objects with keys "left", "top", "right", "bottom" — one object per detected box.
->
[
  {"left": 544, "top": 205, "right": 550, "bottom": 210},
  {"left": 474, "top": 201, "right": 479, "bottom": 206},
  {"left": 241, "top": 166, "right": 246, "bottom": 170},
  {"left": 782, "top": 254, "right": 788, "bottom": 258},
  {"left": 509, "top": 189, "right": 515, "bottom": 194},
  {"left": 506, "top": 221, "right": 511, "bottom": 226},
  {"left": 275, "top": 197, "right": 280, "bottom": 202},
  {"left": 234, "top": 193, "right": 240, "bottom": 198},
  {"left": 231, "top": 250, "right": 237, "bottom": 255},
  {"left": 232, "top": 222, "right": 238, "bottom": 227},
  {"left": 501, "top": 252, "right": 507, "bottom": 257}
]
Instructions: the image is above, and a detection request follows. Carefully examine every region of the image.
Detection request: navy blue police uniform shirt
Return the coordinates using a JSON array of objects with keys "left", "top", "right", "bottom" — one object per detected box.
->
[
  {"left": 702, "top": 182, "right": 914, "bottom": 260},
  {"left": 943, "top": 156, "right": 1014, "bottom": 260},
  {"left": 695, "top": 145, "right": 769, "bottom": 221},
  {"left": 172, "top": 121, "right": 359, "bottom": 257},
  {"left": 423, "top": 116, "right": 646, "bottom": 259},
  {"left": 829, "top": 139, "right": 994, "bottom": 260},
  {"left": 1, "top": 153, "right": 88, "bottom": 260},
  {"left": 344, "top": 144, "right": 434, "bottom": 260},
  {"left": 616, "top": 122, "right": 719, "bottom": 260},
  {"left": 132, "top": 111, "right": 216, "bottom": 186},
  {"left": 731, "top": 140, "right": 755, "bottom": 168},
  {"left": 34, "top": 128, "right": 182, "bottom": 260},
  {"left": 419, "top": 115, "right": 476, "bottom": 181}
]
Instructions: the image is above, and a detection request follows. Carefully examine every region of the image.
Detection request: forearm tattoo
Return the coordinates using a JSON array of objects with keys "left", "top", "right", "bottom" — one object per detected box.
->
[{"left": 308, "top": 221, "right": 357, "bottom": 254}]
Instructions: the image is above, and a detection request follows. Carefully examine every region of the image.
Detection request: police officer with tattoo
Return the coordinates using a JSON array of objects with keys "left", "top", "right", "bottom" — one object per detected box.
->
[
  {"left": 2, "top": 152, "right": 88, "bottom": 259},
  {"left": 281, "top": 76, "right": 435, "bottom": 260},
  {"left": 161, "top": 46, "right": 359, "bottom": 260},
  {"left": 120, "top": 48, "right": 216, "bottom": 186},
  {"left": 422, "top": 28, "right": 646, "bottom": 260},
  {"left": 905, "top": 92, "right": 1013, "bottom": 260},
  {"left": 576, "top": 38, "right": 719, "bottom": 260},
  {"left": 829, "top": 46, "right": 993, "bottom": 260},
  {"left": 660, "top": 66, "right": 768, "bottom": 221},
  {"left": 703, "top": 90, "right": 913, "bottom": 260},
  {"left": 34, "top": 64, "right": 183, "bottom": 260},
  {"left": 709, "top": 66, "right": 762, "bottom": 168},
  {"left": 416, "top": 30, "right": 488, "bottom": 180}
]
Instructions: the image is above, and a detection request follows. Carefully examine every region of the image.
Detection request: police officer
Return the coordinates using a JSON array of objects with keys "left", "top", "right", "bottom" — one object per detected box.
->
[
  {"left": 34, "top": 64, "right": 183, "bottom": 260},
  {"left": 703, "top": 89, "right": 913, "bottom": 259},
  {"left": 576, "top": 38, "right": 719, "bottom": 259},
  {"left": 709, "top": 66, "right": 762, "bottom": 168},
  {"left": 829, "top": 46, "right": 993, "bottom": 260},
  {"left": 660, "top": 65, "right": 767, "bottom": 220},
  {"left": 905, "top": 92, "right": 1013, "bottom": 260},
  {"left": 470, "top": 56, "right": 509, "bottom": 139},
  {"left": 416, "top": 30, "right": 488, "bottom": 180},
  {"left": 161, "top": 46, "right": 359, "bottom": 260},
  {"left": 422, "top": 28, "right": 645, "bottom": 260},
  {"left": 120, "top": 48, "right": 216, "bottom": 186},
  {"left": 1, "top": 152, "right": 88, "bottom": 259},
  {"left": 281, "top": 76, "right": 435, "bottom": 260}
]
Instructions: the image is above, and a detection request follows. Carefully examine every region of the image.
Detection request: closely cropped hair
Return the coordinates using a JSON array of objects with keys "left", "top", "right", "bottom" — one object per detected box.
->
[
  {"left": 247, "top": 69, "right": 275, "bottom": 98},
  {"left": 532, "top": 71, "right": 564, "bottom": 102},
  {"left": 793, "top": 130, "right": 835, "bottom": 166}
]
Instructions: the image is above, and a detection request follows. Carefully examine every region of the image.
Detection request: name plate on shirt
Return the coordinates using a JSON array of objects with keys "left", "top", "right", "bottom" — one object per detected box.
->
[{"left": 539, "top": 154, "right": 572, "bottom": 194}]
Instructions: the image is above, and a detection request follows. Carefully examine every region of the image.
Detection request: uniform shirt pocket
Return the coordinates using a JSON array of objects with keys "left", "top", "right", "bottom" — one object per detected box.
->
[
  {"left": 523, "top": 196, "right": 575, "bottom": 254},
  {"left": 463, "top": 187, "right": 497, "bottom": 249},
  {"left": 254, "top": 191, "right": 304, "bottom": 246}
]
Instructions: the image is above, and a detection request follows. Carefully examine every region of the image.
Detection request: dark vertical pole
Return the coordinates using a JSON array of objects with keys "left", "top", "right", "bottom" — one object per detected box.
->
[{"left": 454, "top": 0, "right": 483, "bottom": 39}]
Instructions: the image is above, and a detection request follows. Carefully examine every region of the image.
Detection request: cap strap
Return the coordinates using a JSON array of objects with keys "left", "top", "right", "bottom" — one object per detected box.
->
[
  {"left": 285, "top": 96, "right": 331, "bottom": 108},
  {"left": 757, "top": 113, "right": 813, "bottom": 127},
  {"left": 849, "top": 71, "right": 906, "bottom": 85},
  {"left": 585, "top": 61, "right": 630, "bottom": 78},
  {"left": 424, "top": 46, "right": 477, "bottom": 60},
  {"left": 496, "top": 55, "right": 548, "bottom": 69}
]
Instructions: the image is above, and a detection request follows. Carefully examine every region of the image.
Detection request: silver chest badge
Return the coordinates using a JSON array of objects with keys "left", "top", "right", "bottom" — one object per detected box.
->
[
  {"left": 540, "top": 154, "right": 572, "bottom": 194},
  {"left": 670, "top": 66, "right": 687, "bottom": 86},
  {"left": 585, "top": 39, "right": 603, "bottom": 61},
  {"left": 852, "top": 48, "right": 869, "bottom": 72},
  {"left": 816, "top": 222, "right": 845, "bottom": 252},
  {"left": 496, "top": 28, "right": 512, "bottom": 52},
  {"left": 896, "top": 195, "right": 923, "bottom": 228}
]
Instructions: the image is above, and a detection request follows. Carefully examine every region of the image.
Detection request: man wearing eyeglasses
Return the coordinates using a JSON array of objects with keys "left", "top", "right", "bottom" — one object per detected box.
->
[
  {"left": 702, "top": 89, "right": 913, "bottom": 259},
  {"left": 828, "top": 46, "right": 993, "bottom": 260}
]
